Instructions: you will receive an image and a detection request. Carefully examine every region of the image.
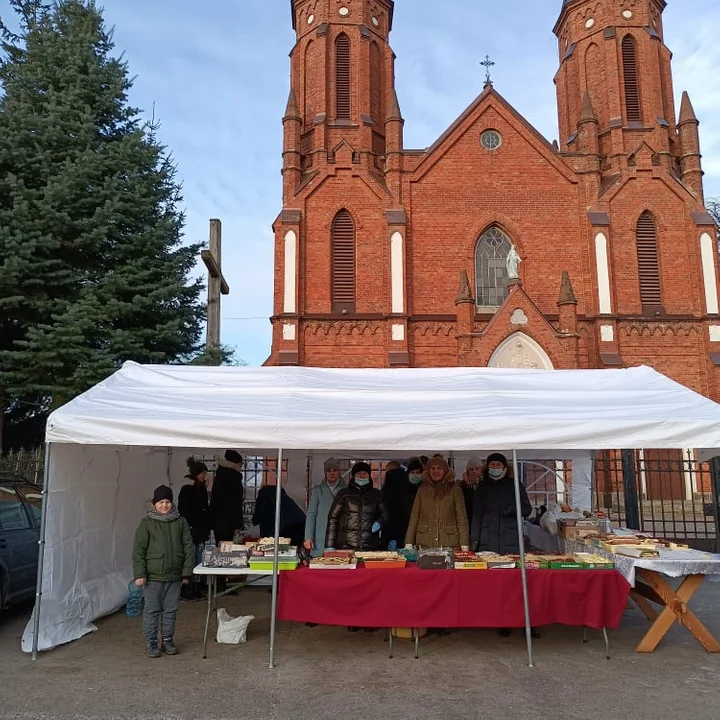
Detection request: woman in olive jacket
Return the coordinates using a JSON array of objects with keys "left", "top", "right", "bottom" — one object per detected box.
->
[
  {"left": 325, "top": 462, "right": 389, "bottom": 550},
  {"left": 405, "top": 456, "right": 470, "bottom": 549}
]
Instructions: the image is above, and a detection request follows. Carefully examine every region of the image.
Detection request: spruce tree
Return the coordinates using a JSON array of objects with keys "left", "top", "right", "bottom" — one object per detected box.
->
[{"left": 0, "top": 0, "right": 204, "bottom": 423}]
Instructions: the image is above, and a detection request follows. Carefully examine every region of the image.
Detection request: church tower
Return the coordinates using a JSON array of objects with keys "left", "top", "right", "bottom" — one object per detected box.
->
[
  {"left": 284, "top": 0, "right": 397, "bottom": 198},
  {"left": 553, "top": 0, "right": 699, "bottom": 184}
]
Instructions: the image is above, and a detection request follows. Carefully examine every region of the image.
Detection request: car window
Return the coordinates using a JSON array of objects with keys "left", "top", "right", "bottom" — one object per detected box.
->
[
  {"left": 0, "top": 486, "right": 31, "bottom": 531},
  {"left": 17, "top": 485, "right": 43, "bottom": 523}
]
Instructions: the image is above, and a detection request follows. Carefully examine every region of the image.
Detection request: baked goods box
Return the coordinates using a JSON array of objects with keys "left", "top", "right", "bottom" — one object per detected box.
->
[
  {"left": 547, "top": 555, "right": 583, "bottom": 569},
  {"left": 248, "top": 559, "right": 299, "bottom": 571},
  {"left": 454, "top": 561, "right": 489, "bottom": 570},
  {"left": 418, "top": 554, "right": 452, "bottom": 570},
  {"left": 362, "top": 559, "right": 407, "bottom": 569},
  {"left": 474, "top": 553, "right": 515, "bottom": 569},
  {"left": 572, "top": 552, "right": 616, "bottom": 569},
  {"left": 309, "top": 559, "right": 357, "bottom": 570}
]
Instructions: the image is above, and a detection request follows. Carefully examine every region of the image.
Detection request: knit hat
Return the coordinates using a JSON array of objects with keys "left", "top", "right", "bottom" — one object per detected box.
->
[
  {"left": 466, "top": 456, "right": 483, "bottom": 471},
  {"left": 186, "top": 457, "right": 208, "bottom": 479},
  {"left": 351, "top": 461, "right": 372, "bottom": 478},
  {"left": 407, "top": 458, "right": 424, "bottom": 474},
  {"left": 486, "top": 452, "right": 508, "bottom": 468},
  {"left": 426, "top": 456, "right": 449, "bottom": 473},
  {"left": 225, "top": 450, "right": 243, "bottom": 464},
  {"left": 324, "top": 457, "right": 341, "bottom": 472},
  {"left": 152, "top": 485, "right": 173, "bottom": 505}
]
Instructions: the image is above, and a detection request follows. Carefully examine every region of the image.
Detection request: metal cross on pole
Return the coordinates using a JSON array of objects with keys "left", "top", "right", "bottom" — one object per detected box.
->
[
  {"left": 481, "top": 54, "right": 495, "bottom": 88},
  {"left": 201, "top": 219, "right": 230, "bottom": 350}
]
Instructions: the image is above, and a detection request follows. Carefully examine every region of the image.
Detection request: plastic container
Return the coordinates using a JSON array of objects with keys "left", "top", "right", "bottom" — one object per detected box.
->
[{"left": 126, "top": 581, "right": 143, "bottom": 618}]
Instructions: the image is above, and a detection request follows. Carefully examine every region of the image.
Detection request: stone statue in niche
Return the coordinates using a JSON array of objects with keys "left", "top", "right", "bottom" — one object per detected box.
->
[{"left": 506, "top": 245, "right": 522, "bottom": 280}]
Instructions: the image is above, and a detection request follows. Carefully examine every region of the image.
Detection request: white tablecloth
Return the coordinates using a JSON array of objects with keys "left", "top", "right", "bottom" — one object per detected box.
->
[
  {"left": 522, "top": 524, "right": 720, "bottom": 586},
  {"left": 561, "top": 539, "right": 720, "bottom": 586}
]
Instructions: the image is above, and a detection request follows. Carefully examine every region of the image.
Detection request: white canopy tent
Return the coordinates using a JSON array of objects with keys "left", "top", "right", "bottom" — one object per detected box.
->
[{"left": 24, "top": 363, "right": 720, "bottom": 662}]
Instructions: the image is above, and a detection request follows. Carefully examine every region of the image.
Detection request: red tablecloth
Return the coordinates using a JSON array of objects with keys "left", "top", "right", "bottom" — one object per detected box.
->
[{"left": 277, "top": 566, "right": 630, "bottom": 630}]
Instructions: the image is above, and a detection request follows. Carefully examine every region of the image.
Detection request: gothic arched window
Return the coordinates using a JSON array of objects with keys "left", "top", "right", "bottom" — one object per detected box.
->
[
  {"left": 335, "top": 34, "right": 351, "bottom": 120},
  {"left": 622, "top": 34, "right": 642, "bottom": 123},
  {"left": 475, "top": 226, "right": 511, "bottom": 309},
  {"left": 331, "top": 209, "right": 355, "bottom": 313},
  {"left": 636, "top": 211, "right": 662, "bottom": 311}
]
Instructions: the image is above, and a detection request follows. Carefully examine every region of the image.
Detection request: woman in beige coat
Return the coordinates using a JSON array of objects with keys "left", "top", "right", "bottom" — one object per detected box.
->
[{"left": 405, "top": 456, "right": 470, "bottom": 549}]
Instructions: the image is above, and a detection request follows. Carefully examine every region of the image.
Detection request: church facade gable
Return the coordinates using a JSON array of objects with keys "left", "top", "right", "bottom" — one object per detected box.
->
[{"left": 268, "top": 0, "right": 720, "bottom": 402}]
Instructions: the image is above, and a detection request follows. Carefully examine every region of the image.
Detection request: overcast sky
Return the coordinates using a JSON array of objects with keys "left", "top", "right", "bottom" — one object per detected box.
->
[{"left": 3, "top": 0, "right": 720, "bottom": 366}]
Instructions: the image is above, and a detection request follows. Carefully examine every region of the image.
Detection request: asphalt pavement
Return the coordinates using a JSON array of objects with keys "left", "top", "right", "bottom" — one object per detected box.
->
[{"left": 1, "top": 581, "right": 719, "bottom": 720}]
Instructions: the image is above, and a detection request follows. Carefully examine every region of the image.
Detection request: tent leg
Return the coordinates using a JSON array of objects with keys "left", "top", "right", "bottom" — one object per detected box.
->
[
  {"left": 512, "top": 450, "right": 534, "bottom": 668},
  {"left": 269, "top": 448, "right": 284, "bottom": 669},
  {"left": 32, "top": 443, "right": 52, "bottom": 661}
]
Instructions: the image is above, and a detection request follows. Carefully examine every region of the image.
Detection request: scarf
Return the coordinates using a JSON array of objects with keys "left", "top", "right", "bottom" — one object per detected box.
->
[{"left": 148, "top": 506, "right": 180, "bottom": 522}]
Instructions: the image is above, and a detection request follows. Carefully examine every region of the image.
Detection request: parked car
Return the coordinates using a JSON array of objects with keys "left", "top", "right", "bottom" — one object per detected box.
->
[{"left": 0, "top": 475, "right": 42, "bottom": 618}]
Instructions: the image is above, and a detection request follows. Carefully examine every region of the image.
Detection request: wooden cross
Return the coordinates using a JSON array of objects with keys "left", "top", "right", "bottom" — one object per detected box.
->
[
  {"left": 481, "top": 54, "right": 495, "bottom": 87},
  {"left": 201, "top": 219, "right": 230, "bottom": 350}
]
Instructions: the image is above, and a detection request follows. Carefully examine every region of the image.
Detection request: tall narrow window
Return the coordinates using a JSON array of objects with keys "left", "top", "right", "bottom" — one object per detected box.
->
[
  {"left": 636, "top": 211, "right": 662, "bottom": 310},
  {"left": 370, "top": 42, "right": 383, "bottom": 125},
  {"left": 331, "top": 209, "right": 355, "bottom": 313},
  {"left": 622, "top": 35, "right": 641, "bottom": 122},
  {"left": 335, "top": 34, "right": 351, "bottom": 120},
  {"left": 475, "top": 227, "right": 512, "bottom": 309}
]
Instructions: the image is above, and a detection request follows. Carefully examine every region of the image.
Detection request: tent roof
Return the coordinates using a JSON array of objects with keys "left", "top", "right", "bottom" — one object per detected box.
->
[{"left": 45, "top": 363, "right": 720, "bottom": 453}]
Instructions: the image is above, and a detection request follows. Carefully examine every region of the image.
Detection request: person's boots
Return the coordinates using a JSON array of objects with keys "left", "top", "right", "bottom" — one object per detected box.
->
[
  {"left": 146, "top": 640, "right": 161, "bottom": 658},
  {"left": 162, "top": 637, "right": 178, "bottom": 655}
]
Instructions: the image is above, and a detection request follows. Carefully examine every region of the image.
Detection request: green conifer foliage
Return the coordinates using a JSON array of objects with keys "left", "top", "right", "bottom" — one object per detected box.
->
[{"left": 0, "top": 0, "right": 204, "bottom": 423}]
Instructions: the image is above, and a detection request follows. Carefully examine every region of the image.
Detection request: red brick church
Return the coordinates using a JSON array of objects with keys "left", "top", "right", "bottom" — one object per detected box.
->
[{"left": 266, "top": 0, "right": 720, "bottom": 401}]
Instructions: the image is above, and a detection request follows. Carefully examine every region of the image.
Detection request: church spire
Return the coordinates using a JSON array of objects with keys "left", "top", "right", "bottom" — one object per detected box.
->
[{"left": 578, "top": 90, "right": 597, "bottom": 125}]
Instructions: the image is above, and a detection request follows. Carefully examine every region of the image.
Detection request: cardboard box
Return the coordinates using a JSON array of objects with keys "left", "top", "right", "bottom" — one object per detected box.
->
[
  {"left": 549, "top": 560, "right": 583, "bottom": 569},
  {"left": 418, "top": 554, "right": 452, "bottom": 570}
]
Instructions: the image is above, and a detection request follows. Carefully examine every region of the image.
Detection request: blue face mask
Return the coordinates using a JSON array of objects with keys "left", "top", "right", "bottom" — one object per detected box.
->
[
  {"left": 354, "top": 478, "right": 370, "bottom": 487},
  {"left": 409, "top": 474, "right": 422, "bottom": 485},
  {"left": 488, "top": 467, "right": 506, "bottom": 479}
]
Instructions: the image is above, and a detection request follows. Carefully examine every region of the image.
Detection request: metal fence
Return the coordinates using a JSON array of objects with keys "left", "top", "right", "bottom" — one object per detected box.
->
[
  {"left": 594, "top": 450, "right": 720, "bottom": 552},
  {"left": 0, "top": 446, "right": 44, "bottom": 484}
]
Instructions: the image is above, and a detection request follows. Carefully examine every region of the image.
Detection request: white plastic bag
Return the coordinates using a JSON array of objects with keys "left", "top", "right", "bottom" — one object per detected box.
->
[{"left": 216, "top": 608, "right": 255, "bottom": 644}]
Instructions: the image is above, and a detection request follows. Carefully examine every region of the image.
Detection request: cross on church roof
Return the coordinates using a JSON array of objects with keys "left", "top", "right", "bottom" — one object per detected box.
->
[{"left": 481, "top": 55, "right": 495, "bottom": 88}]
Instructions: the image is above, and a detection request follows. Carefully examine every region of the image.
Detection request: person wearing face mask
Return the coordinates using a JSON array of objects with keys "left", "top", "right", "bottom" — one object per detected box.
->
[
  {"left": 472, "top": 453, "right": 535, "bottom": 638},
  {"left": 405, "top": 456, "right": 470, "bottom": 550},
  {"left": 304, "top": 458, "right": 347, "bottom": 557},
  {"left": 325, "top": 462, "right": 389, "bottom": 551},
  {"left": 381, "top": 458, "right": 423, "bottom": 550},
  {"left": 460, "top": 456, "right": 484, "bottom": 529},
  {"left": 471, "top": 453, "right": 532, "bottom": 555}
]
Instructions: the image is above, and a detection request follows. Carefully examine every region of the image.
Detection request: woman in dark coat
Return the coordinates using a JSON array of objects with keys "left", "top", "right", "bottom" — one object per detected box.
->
[
  {"left": 471, "top": 452, "right": 535, "bottom": 637},
  {"left": 178, "top": 458, "right": 211, "bottom": 548},
  {"left": 381, "top": 459, "right": 423, "bottom": 550},
  {"left": 326, "top": 462, "right": 389, "bottom": 550},
  {"left": 471, "top": 453, "right": 531, "bottom": 555},
  {"left": 460, "top": 456, "right": 483, "bottom": 529},
  {"left": 178, "top": 457, "right": 210, "bottom": 599},
  {"left": 210, "top": 450, "right": 245, "bottom": 543},
  {"left": 252, "top": 479, "right": 306, "bottom": 546}
]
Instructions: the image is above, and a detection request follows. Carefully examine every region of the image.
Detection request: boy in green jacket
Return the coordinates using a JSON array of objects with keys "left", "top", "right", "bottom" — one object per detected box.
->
[{"left": 132, "top": 485, "right": 195, "bottom": 658}]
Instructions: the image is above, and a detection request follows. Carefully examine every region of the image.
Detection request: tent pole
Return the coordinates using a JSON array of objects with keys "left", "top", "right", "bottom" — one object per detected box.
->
[
  {"left": 269, "top": 448, "right": 284, "bottom": 669},
  {"left": 32, "top": 442, "right": 52, "bottom": 661},
  {"left": 512, "top": 450, "right": 534, "bottom": 668}
]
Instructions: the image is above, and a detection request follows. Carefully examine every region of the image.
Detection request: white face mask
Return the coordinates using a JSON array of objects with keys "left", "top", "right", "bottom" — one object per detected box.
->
[{"left": 488, "top": 467, "right": 506, "bottom": 480}]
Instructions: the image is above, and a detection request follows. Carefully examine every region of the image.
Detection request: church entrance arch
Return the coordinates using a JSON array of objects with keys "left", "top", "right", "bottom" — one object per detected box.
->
[{"left": 487, "top": 332, "right": 554, "bottom": 369}]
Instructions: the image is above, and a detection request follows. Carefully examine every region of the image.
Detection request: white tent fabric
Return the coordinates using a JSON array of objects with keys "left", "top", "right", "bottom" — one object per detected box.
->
[
  {"left": 24, "top": 363, "right": 720, "bottom": 653},
  {"left": 46, "top": 362, "right": 720, "bottom": 451}
]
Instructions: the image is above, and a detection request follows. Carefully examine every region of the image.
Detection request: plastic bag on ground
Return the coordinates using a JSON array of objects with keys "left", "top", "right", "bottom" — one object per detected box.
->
[{"left": 216, "top": 608, "right": 255, "bottom": 644}]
